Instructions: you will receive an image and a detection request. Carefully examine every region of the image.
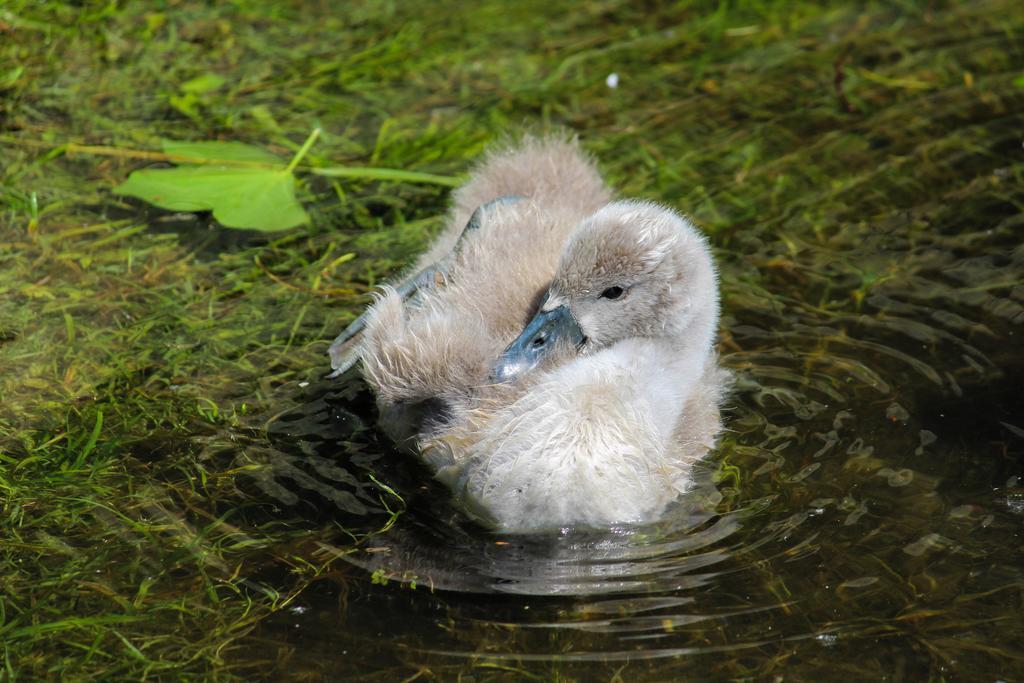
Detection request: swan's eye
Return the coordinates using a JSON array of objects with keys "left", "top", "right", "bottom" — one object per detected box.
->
[{"left": 600, "top": 286, "right": 625, "bottom": 300}]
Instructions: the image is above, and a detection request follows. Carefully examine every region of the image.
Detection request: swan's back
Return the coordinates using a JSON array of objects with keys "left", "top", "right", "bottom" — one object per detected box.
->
[{"left": 360, "top": 137, "right": 611, "bottom": 418}]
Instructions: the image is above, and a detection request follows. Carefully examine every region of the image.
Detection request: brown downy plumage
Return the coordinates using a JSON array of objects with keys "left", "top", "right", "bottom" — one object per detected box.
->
[
  {"left": 328, "top": 136, "right": 727, "bottom": 531},
  {"left": 332, "top": 135, "right": 611, "bottom": 430}
]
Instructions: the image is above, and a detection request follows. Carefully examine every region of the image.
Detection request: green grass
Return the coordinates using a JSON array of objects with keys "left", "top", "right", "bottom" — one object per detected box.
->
[{"left": 1, "top": 0, "right": 1023, "bottom": 679}]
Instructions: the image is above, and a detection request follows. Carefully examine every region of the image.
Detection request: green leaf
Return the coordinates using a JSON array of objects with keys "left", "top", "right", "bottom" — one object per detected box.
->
[
  {"left": 167, "top": 93, "right": 201, "bottom": 121},
  {"left": 180, "top": 73, "right": 225, "bottom": 94},
  {"left": 110, "top": 133, "right": 456, "bottom": 231},
  {"left": 161, "top": 139, "right": 283, "bottom": 165},
  {"left": 1, "top": 66, "right": 24, "bottom": 89},
  {"left": 114, "top": 139, "right": 308, "bottom": 231},
  {"left": 114, "top": 165, "right": 308, "bottom": 232}
]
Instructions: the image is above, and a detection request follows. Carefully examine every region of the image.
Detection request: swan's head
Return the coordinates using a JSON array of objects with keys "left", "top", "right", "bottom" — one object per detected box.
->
[{"left": 492, "top": 200, "right": 719, "bottom": 382}]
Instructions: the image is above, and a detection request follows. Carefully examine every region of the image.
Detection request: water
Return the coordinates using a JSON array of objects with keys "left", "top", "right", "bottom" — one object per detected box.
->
[
  {"left": 234, "top": 51, "right": 1022, "bottom": 683},
  {"left": 227, "top": 180, "right": 1023, "bottom": 679}
]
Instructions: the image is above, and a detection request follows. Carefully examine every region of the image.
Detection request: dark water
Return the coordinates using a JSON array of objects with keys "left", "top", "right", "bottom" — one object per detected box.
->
[{"left": 226, "top": 183, "right": 1024, "bottom": 680}]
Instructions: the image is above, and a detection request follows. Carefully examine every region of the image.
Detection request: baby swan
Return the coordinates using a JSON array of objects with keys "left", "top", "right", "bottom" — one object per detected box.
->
[
  {"left": 437, "top": 200, "right": 727, "bottom": 531},
  {"left": 328, "top": 136, "right": 613, "bottom": 443}
]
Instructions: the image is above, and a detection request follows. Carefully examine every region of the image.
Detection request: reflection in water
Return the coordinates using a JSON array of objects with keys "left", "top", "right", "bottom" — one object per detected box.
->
[
  {"left": 237, "top": 311, "right": 1022, "bottom": 678},
  {"left": 222, "top": 204, "right": 1024, "bottom": 678}
]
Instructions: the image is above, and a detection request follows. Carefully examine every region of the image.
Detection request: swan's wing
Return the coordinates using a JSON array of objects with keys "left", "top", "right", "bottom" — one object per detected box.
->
[
  {"left": 326, "top": 195, "right": 523, "bottom": 379},
  {"left": 326, "top": 316, "right": 366, "bottom": 378},
  {"left": 326, "top": 267, "right": 438, "bottom": 378}
]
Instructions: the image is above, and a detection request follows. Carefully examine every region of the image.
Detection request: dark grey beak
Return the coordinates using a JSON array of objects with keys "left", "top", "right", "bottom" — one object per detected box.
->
[{"left": 491, "top": 305, "right": 585, "bottom": 383}]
